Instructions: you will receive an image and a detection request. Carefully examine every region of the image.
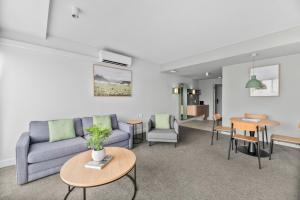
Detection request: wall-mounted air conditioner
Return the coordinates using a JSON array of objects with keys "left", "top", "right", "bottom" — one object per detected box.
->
[{"left": 98, "top": 50, "right": 132, "bottom": 67}]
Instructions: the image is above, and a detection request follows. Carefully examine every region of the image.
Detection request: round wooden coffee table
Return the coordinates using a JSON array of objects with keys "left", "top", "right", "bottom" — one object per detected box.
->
[{"left": 60, "top": 147, "right": 137, "bottom": 200}]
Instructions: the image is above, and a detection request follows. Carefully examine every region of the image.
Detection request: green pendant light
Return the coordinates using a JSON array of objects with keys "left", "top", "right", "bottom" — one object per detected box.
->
[
  {"left": 246, "top": 75, "right": 263, "bottom": 88},
  {"left": 245, "top": 53, "right": 263, "bottom": 89}
]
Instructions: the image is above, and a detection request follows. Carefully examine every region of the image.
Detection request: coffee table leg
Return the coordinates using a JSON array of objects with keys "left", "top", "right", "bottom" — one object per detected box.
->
[
  {"left": 64, "top": 166, "right": 136, "bottom": 200},
  {"left": 134, "top": 164, "right": 137, "bottom": 190},
  {"left": 64, "top": 185, "right": 75, "bottom": 200},
  {"left": 83, "top": 188, "right": 86, "bottom": 200},
  {"left": 126, "top": 164, "right": 137, "bottom": 200}
]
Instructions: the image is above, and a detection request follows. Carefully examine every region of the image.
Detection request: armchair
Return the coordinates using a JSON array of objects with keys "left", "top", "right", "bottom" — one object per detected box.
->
[{"left": 147, "top": 115, "right": 179, "bottom": 147}]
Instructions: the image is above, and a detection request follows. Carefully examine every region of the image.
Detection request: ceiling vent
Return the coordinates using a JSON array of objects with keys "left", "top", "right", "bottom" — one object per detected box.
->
[{"left": 98, "top": 50, "right": 132, "bottom": 67}]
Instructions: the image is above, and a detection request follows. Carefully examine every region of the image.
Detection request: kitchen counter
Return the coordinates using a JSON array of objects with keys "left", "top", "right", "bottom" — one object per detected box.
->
[{"left": 186, "top": 105, "right": 209, "bottom": 120}]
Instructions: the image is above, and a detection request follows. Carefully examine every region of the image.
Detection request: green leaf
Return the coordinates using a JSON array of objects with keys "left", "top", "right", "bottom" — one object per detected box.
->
[{"left": 85, "top": 125, "right": 112, "bottom": 151}]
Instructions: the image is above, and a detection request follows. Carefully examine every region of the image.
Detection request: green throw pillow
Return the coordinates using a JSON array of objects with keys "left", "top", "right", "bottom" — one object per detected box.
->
[
  {"left": 93, "top": 115, "right": 112, "bottom": 131},
  {"left": 155, "top": 114, "right": 170, "bottom": 129},
  {"left": 48, "top": 119, "right": 76, "bottom": 142}
]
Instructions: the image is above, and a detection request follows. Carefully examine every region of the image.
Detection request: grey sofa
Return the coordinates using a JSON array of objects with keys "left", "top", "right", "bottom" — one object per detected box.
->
[
  {"left": 147, "top": 115, "right": 179, "bottom": 147},
  {"left": 16, "top": 114, "right": 133, "bottom": 185}
]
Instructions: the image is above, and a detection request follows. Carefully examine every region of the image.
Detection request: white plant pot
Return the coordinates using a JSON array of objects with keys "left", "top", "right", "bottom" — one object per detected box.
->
[{"left": 92, "top": 149, "right": 106, "bottom": 161}]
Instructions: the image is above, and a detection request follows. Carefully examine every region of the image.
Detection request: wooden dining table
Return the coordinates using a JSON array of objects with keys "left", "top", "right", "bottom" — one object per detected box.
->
[{"left": 230, "top": 117, "right": 280, "bottom": 157}]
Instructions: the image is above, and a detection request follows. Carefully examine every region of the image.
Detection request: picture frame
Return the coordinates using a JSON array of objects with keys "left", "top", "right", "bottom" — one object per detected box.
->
[
  {"left": 93, "top": 64, "right": 132, "bottom": 96},
  {"left": 250, "top": 64, "right": 280, "bottom": 97}
]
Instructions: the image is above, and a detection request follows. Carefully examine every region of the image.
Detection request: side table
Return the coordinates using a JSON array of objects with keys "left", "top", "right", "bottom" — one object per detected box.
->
[{"left": 127, "top": 120, "right": 144, "bottom": 145}]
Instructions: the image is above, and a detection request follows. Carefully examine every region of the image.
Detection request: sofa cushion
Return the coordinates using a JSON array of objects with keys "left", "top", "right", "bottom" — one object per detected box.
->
[
  {"left": 84, "top": 129, "right": 129, "bottom": 145},
  {"left": 82, "top": 114, "right": 119, "bottom": 135},
  {"left": 84, "top": 129, "right": 130, "bottom": 146},
  {"left": 93, "top": 115, "right": 112, "bottom": 131},
  {"left": 104, "top": 130, "right": 129, "bottom": 145},
  {"left": 110, "top": 114, "right": 119, "bottom": 130},
  {"left": 48, "top": 119, "right": 76, "bottom": 142},
  {"left": 74, "top": 118, "right": 84, "bottom": 137},
  {"left": 28, "top": 137, "right": 88, "bottom": 163},
  {"left": 82, "top": 117, "right": 93, "bottom": 135},
  {"left": 28, "top": 154, "right": 75, "bottom": 175},
  {"left": 29, "top": 121, "right": 49, "bottom": 143},
  {"left": 147, "top": 129, "right": 177, "bottom": 140},
  {"left": 30, "top": 119, "right": 84, "bottom": 143}
]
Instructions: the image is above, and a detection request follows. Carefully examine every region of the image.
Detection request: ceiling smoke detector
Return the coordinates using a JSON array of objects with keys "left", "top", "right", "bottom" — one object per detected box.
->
[{"left": 72, "top": 6, "right": 80, "bottom": 18}]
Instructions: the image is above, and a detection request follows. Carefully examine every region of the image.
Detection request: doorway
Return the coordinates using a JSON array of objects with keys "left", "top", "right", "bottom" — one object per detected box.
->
[{"left": 214, "top": 84, "right": 222, "bottom": 115}]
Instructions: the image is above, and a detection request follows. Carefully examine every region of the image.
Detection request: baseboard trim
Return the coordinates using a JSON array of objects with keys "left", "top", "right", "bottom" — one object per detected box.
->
[{"left": 0, "top": 158, "right": 16, "bottom": 168}]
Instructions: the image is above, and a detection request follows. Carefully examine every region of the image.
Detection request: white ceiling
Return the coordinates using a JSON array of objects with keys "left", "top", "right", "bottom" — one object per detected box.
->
[
  {"left": 0, "top": 0, "right": 50, "bottom": 39},
  {"left": 172, "top": 41, "right": 300, "bottom": 79},
  {"left": 1, "top": 0, "right": 300, "bottom": 76},
  {"left": 48, "top": 0, "right": 300, "bottom": 64}
]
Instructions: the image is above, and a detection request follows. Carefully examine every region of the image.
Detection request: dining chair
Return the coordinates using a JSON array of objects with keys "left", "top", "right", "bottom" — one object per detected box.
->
[
  {"left": 269, "top": 122, "right": 300, "bottom": 160},
  {"left": 228, "top": 121, "right": 262, "bottom": 169},
  {"left": 244, "top": 113, "right": 268, "bottom": 148},
  {"left": 211, "top": 113, "right": 231, "bottom": 145}
]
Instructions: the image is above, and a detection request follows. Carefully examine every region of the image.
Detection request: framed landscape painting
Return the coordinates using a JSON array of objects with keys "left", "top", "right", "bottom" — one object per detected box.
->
[
  {"left": 250, "top": 64, "right": 280, "bottom": 97},
  {"left": 93, "top": 64, "right": 132, "bottom": 96}
]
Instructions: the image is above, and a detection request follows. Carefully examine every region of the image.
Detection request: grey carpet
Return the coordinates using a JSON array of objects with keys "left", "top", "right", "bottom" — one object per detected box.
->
[
  {"left": 179, "top": 120, "right": 213, "bottom": 132},
  {"left": 1, "top": 127, "right": 300, "bottom": 200}
]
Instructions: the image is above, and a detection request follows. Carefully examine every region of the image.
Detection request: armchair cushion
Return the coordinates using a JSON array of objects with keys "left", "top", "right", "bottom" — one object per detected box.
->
[
  {"left": 150, "top": 115, "right": 175, "bottom": 129},
  {"left": 155, "top": 114, "right": 170, "bottom": 129},
  {"left": 147, "top": 129, "right": 177, "bottom": 141}
]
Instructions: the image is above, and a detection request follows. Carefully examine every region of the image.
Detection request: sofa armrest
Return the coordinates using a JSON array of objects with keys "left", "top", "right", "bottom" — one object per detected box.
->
[
  {"left": 174, "top": 120, "right": 179, "bottom": 135},
  {"left": 16, "top": 132, "right": 30, "bottom": 185},
  {"left": 147, "top": 119, "right": 153, "bottom": 132},
  {"left": 118, "top": 122, "right": 133, "bottom": 149}
]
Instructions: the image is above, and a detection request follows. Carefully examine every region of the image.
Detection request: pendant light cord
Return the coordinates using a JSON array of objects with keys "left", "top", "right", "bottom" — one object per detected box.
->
[{"left": 251, "top": 53, "right": 256, "bottom": 76}]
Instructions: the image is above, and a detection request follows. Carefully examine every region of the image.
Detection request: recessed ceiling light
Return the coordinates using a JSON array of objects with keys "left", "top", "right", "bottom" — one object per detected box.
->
[
  {"left": 170, "top": 70, "right": 177, "bottom": 73},
  {"left": 205, "top": 72, "right": 210, "bottom": 77}
]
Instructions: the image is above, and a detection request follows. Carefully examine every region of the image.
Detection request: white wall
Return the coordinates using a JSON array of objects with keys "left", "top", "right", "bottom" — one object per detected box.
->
[
  {"left": 0, "top": 42, "right": 193, "bottom": 167},
  {"left": 198, "top": 78, "right": 222, "bottom": 120},
  {"left": 223, "top": 53, "right": 300, "bottom": 139}
]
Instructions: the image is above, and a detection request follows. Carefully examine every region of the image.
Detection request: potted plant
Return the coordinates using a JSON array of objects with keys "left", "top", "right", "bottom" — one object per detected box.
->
[{"left": 86, "top": 125, "right": 111, "bottom": 161}]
